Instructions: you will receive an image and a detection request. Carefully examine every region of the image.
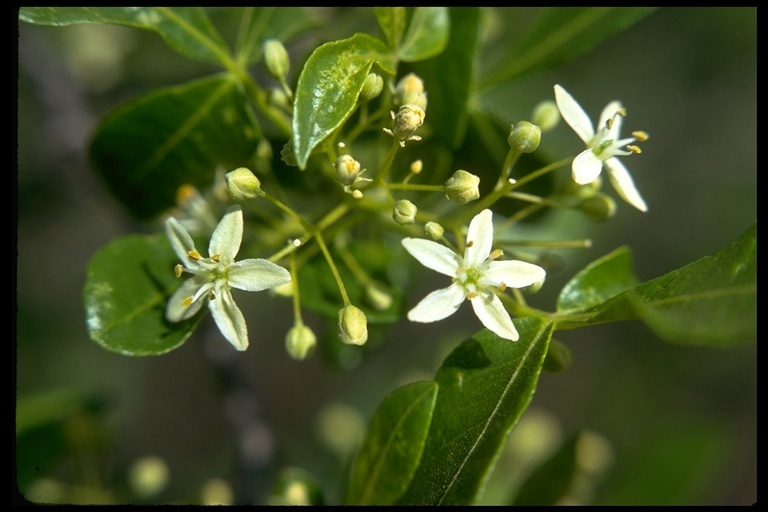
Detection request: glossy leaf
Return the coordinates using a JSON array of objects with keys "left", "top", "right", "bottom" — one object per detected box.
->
[
  {"left": 292, "top": 33, "right": 396, "bottom": 169},
  {"left": 398, "top": 7, "right": 450, "bottom": 62},
  {"left": 398, "top": 318, "right": 554, "bottom": 505},
  {"left": 556, "top": 246, "right": 638, "bottom": 312},
  {"left": 374, "top": 7, "right": 407, "bottom": 50},
  {"left": 343, "top": 381, "right": 439, "bottom": 505},
  {"left": 512, "top": 432, "right": 579, "bottom": 505},
  {"left": 83, "top": 234, "right": 202, "bottom": 356},
  {"left": 90, "top": 74, "right": 259, "bottom": 220},
  {"left": 480, "top": 7, "right": 656, "bottom": 90},
  {"left": 19, "top": 7, "right": 233, "bottom": 67}
]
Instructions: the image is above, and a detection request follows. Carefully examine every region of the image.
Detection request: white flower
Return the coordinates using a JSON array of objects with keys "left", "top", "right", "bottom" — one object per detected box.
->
[
  {"left": 554, "top": 84, "right": 649, "bottom": 212},
  {"left": 401, "top": 209, "right": 546, "bottom": 341},
  {"left": 165, "top": 205, "right": 291, "bottom": 351}
]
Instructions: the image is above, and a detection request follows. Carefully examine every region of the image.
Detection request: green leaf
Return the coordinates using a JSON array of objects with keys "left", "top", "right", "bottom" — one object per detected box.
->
[
  {"left": 89, "top": 74, "right": 260, "bottom": 220},
  {"left": 292, "top": 33, "right": 396, "bottom": 169},
  {"left": 480, "top": 7, "right": 656, "bottom": 90},
  {"left": 234, "top": 7, "right": 320, "bottom": 68},
  {"left": 398, "top": 7, "right": 450, "bottom": 62},
  {"left": 374, "top": 7, "right": 407, "bottom": 50},
  {"left": 556, "top": 224, "right": 756, "bottom": 345},
  {"left": 343, "top": 381, "right": 439, "bottom": 505},
  {"left": 512, "top": 432, "right": 579, "bottom": 505},
  {"left": 398, "top": 318, "right": 554, "bottom": 505},
  {"left": 83, "top": 234, "right": 202, "bottom": 356},
  {"left": 19, "top": 7, "right": 233, "bottom": 67}
]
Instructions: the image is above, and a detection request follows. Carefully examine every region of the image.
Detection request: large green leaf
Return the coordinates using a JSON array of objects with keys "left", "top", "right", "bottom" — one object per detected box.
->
[
  {"left": 556, "top": 224, "right": 756, "bottom": 345},
  {"left": 19, "top": 7, "right": 233, "bottom": 68},
  {"left": 398, "top": 318, "right": 554, "bottom": 505},
  {"left": 89, "top": 74, "right": 259, "bottom": 220},
  {"left": 292, "top": 33, "right": 396, "bottom": 169},
  {"left": 343, "top": 381, "right": 439, "bottom": 505},
  {"left": 556, "top": 246, "right": 638, "bottom": 312},
  {"left": 479, "top": 7, "right": 656, "bottom": 90},
  {"left": 374, "top": 7, "right": 407, "bottom": 50},
  {"left": 398, "top": 7, "right": 450, "bottom": 62},
  {"left": 83, "top": 234, "right": 202, "bottom": 356}
]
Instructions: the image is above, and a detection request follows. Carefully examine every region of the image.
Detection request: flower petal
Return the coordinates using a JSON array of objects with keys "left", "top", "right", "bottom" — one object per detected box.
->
[
  {"left": 209, "top": 205, "right": 243, "bottom": 262},
  {"left": 604, "top": 158, "right": 648, "bottom": 212},
  {"left": 166, "top": 277, "right": 206, "bottom": 322},
  {"left": 598, "top": 100, "right": 623, "bottom": 139},
  {"left": 407, "top": 283, "right": 465, "bottom": 323},
  {"left": 554, "top": 84, "right": 595, "bottom": 144},
  {"left": 402, "top": 238, "right": 461, "bottom": 277},
  {"left": 228, "top": 259, "right": 291, "bottom": 291},
  {"left": 464, "top": 209, "right": 494, "bottom": 267},
  {"left": 470, "top": 292, "right": 519, "bottom": 341},
  {"left": 482, "top": 260, "right": 546, "bottom": 288},
  {"left": 165, "top": 216, "right": 197, "bottom": 262},
  {"left": 209, "top": 287, "right": 249, "bottom": 351},
  {"left": 572, "top": 149, "right": 604, "bottom": 184}
]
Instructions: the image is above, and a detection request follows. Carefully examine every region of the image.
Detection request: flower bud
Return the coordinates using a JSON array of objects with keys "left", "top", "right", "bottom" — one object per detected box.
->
[
  {"left": 387, "top": 104, "right": 425, "bottom": 146},
  {"left": 519, "top": 276, "right": 545, "bottom": 294},
  {"left": 508, "top": 121, "right": 541, "bottom": 153},
  {"left": 393, "top": 199, "right": 417, "bottom": 225},
  {"left": 531, "top": 100, "right": 561, "bottom": 132},
  {"left": 394, "top": 72, "right": 428, "bottom": 110},
  {"left": 285, "top": 324, "right": 317, "bottom": 360},
  {"left": 424, "top": 221, "right": 445, "bottom": 240},
  {"left": 268, "top": 87, "right": 290, "bottom": 110},
  {"left": 579, "top": 193, "right": 616, "bottom": 222},
  {"left": 360, "top": 73, "right": 384, "bottom": 101},
  {"left": 225, "top": 167, "right": 262, "bottom": 200},
  {"left": 280, "top": 140, "right": 298, "bottom": 167},
  {"left": 338, "top": 305, "right": 368, "bottom": 346},
  {"left": 263, "top": 39, "right": 290, "bottom": 80},
  {"left": 410, "top": 159, "right": 423, "bottom": 174},
  {"left": 365, "top": 282, "right": 393, "bottom": 311},
  {"left": 336, "top": 155, "right": 362, "bottom": 186},
  {"left": 445, "top": 170, "right": 480, "bottom": 204}
]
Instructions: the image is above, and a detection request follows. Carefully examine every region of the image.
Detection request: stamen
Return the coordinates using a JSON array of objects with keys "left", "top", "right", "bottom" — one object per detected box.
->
[
  {"left": 176, "top": 184, "right": 197, "bottom": 204},
  {"left": 465, "top": 292, "right": 478, "bottom": 300},
  {"left": 466, "top": 240, "right": 474, "bottom": 248},
  {"left": 626, "top": 145, "right": 642, "bottom": 154},
  {"left": 617, "top": 108, "right": 627, "bottom": 117},
  {"left": 489, "top": 249, "right": 504, "bottom": 260},
  {"left": 498, "top": 282, "right": 507, "bottom": 293},
  {"left": 632, "top": 131, "right": 649, "bottom": 142},
  {"left": 182, "top": 296, "right": 193, "bottom": 307},
  {"left": 174, "top": 264, "right": 184, "bottom": 278},
  {"left": 188, "top": 250, "right": 201, "bottom": 260},
  {"left": 211, "top": 254, "right": 220, "bottom": 263},
  {"left": 209, "top": 292, "right": 216, "bottom": 301}
]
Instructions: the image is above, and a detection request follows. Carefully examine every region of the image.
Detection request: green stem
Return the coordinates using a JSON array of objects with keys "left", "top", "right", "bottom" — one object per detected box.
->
[
  {"left": 315, "top": 232, "right": 350, "bottom": 305},
  {"left": 373, "top": 140, "right": 401, "bottom": 185}
]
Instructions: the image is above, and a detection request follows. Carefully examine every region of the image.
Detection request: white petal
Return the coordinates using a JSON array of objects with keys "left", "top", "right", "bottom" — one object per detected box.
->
[
  {"left": 209, "top": 288, "right": 249, "bottom": 351},
  {"left": 166, "top": 277, "right": 206, "bottom": 322},
  {"left": 604, "top": 158, "right": 648, "bottom": 212},
  {"left": 572, "top": 150, "right": 604, "bottom": 184},
  {"left": 407, "top": 283, "right": 465, "bottom": 323},
  {"left": 464, "top": 209, "right": 494, "bottom": 267},
  {"left": 165, "top": 216, "right": 197, "bottom": 262},
  {"left": 228, "top": 259, "right": 291, "bottom": 291},
  {"left": 598, "top": 100, "right": 623, "bottom": 139},
  {"left": 482, "top": 260, "right": 546, "bottom": 288},
  {"left": 402, "top": 238, "right": 461, "bottom": 277},
  {"left": 470, "top": 292, "right": 519, "bottom": 341},
  {"left": 209, "top": 205, "right": 243, "bottom": 262},
  {"left": 554, "top": 84, "right": 595, "bottom": 143}
]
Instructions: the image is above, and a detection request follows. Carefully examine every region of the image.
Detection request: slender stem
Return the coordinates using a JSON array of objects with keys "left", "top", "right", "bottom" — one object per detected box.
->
[
  {"left": 502, "top": 239, "right": 592, "bottom": 249},
  {"left": 260, "top": 191, "right": 311, "bottom": 230},
  {"left": 387, "top": 183, "right": 445, "bottom": 192},
  {"left": 289, "top": 251, "right": 304, "bottom": 324},
  {"left": 315, "top": 232, "right": 350, "bottom": 305},
  {"left": 373, "top": 140, "right": 401, "bottom": 185}
]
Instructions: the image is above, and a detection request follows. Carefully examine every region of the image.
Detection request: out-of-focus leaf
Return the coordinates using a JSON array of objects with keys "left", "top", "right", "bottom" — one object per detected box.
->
[
  {"left": 83, "top": 234, "right": 202, "bottom": 356},
  {"left": 512, "top": 432, "right": 579, "bottom": 505},
  {"left": 480, "top": 7, "right": 656, "bottom": 90},
  {"left": 292, "top": 33, "right": 396, "bottom": 169},
  {"left": 556, "top": 224, "right": 756, "bottom": 345},
  {"left": 343, "top": 381, "right": 439, "bottom": 505},
  {"left": 398, "top": 7, "right": 450, "bottom": 62},
  {"left": 556, "top": 246, "right": 638, "bottom": 312},
  {"left": 374, "top": 7, "right": 407, "bottom": 50},
  {"left": 90, "top": 74, "right": 259, "bottom": 221},
  {"left": 234, "top": 7, "right": 321, "bottom": 67},
  {"left": 19, "top": 7, "right": 233, "bottom": 67},
  {"left": 398, "top": 318, "right": 554, "bottom": 505}
]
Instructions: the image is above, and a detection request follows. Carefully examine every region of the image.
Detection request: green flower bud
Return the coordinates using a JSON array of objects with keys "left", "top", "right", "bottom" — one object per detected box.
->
[
  {"left": 531, "top": 100, "right": 561, "bottom": 132},
  {"left": 386, "top": 104, "right": 425, "bottom": 147},
  {"left": 280, "top": 140, "right": 298, "bottom": 167},
  {"left": 263, "top": 39, "right": 290, "bottom": 80},
  {"left": 424, "top": 221, "right": 445, "bottom": 240},
  {"left": 519, "top": 276, "right": 545, "bottom": 294},
  {"left": 365, "top": 282, "right": 393, "bottom": 311},
  {"left": 268, "top": 87, "right": 290, "bottom": 110},
  {"left": 542, "top": 338, "right": 572, "bottom": 373},
  {"left": 336, "top": 155, "right": 361, "bottom": 186},
  {"left": 338, "top": 305, "right": 368, "bottom": 346},
  {"left": 579, "top": 193, "right": 617, "bottom": 222},
  {"left": 393, "top": 199, "right": 417, "bottom": 225},
  {"left": 360, "top": 73, "right": 384, "bottom": 101},
  {"left": 225, "top": 167, "right": 262, "bottom": 200},
  {"left": 285, "top": 324, "right": 317, "bottom": 360},
  {"left": 508, "top": 120, "right": 541, "bottom": 153},
  {"left": 445, "top": 169, "right": 480, "bottom": 204},
  {"left": 410, "top": 159, "right": 423, "bottom": 174},
  {"left": 394, "top": 72, "right": 428, "bottom": 110}
]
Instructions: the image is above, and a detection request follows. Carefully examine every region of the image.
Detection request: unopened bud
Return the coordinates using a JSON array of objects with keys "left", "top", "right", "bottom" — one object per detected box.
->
[
  {"left": 508, "top": 121, "right": 541, "bottom": 153},
  {"left": 394, "top": 72, "right": 427, "bottom": 110},
  {"left": 393, "top": 199, "right": 417, "bottom": 225},
  {"left": 360, "top": 73, "right": 384, "bottom": 101},
  {"left": 424, "top": 221, "right": 444, "bottom": 240},
  {"left": 579, "top": 193, "right": 616, "bottom": 222},
  {"left": 365, "top": 282, "right": 393, "bottom": 311},
  {"left": 263, "top": 39, "right": 290, "bottom": 80},
  {"left": 519, "top": 276, "right": 545, "bottom": 294},
  {"left": 268, "top": 87, "right": 290, "bottom": 110},
  {"left": 225, "top": 167, "right": 262, "bottom": 200},
  {"left": 386, "top": 105, "right": 425, "bottom": 146},
  {"left": 410, "top": 160, "right": 423, "bottom": 174},
  {"left": 445, "top": 170, "right": 480, "bottom": 205},
  {"left": 336, "top": 155, "right": 362, "bottom": 186},
  {"left": 531, "top": 100, "right": 561, "bottom": 132},
  {"left": 338, "top": 305, "right": 368, "bottom": 346},
  {"left": 281, "top": 140, "right": 298, "bottom": 167},
  {"left": 285, "top": 325, "right": 317, "bottom": 360}
]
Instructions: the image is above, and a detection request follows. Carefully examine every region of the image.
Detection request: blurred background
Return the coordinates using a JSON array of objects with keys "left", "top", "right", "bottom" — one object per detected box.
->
[{"left": 16, "top": 7, "right": 755, "bottom": 505}]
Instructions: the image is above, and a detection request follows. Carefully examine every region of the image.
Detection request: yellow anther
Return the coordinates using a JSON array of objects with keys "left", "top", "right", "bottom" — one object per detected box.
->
[
  {"left": 466, "top": 240, "right": 474, "bottom": 248},
  {"left": 174, "top": 264, "right": 184, "bottom": 278},
  {"left": 188, "top": 250, "right": 201, "bottom": 260},
  {"left": 209, "top": 291, "right": 216, "bottom": 301},
  {"left": 632, "top": 131, "right": 649, "bottom": 142},
  {"left": 211, "top": 254, "right": 220, "bottom": 262},
  {"left": 182, "top": 296, "right": 193, "bottom": 307},
  {"left": 176, "top": 184, "right": 197, "bottom": 204},
  {"left": 489, "top": 249, "right": 504, "bottom": 260},
  {"left": 498, "top": 282, "right": 507, "bottom": 293},
  {"left": 617, "top": 108, "right": 627, "bottom": 117},
  {"left": 626, "top": 145, "right": 642, "bottom": 154},
  {"left": 465, "top": 292, "right": 478, "bottom": 300}
]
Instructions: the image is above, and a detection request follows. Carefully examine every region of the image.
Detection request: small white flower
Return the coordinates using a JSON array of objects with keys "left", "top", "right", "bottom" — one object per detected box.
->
[
  {"left": 554, "top": 84, "right": 649, "bottom": 212},
  {"left": 165, "top": 205, "right": 291, "bottom": 351},
  {"left": 401, "top": 209, "right": 546, "bottom": 341}
]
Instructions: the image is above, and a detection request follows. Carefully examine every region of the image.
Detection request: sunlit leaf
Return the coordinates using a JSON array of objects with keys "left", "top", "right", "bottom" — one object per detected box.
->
[
  {"left": 398, "top": 318, "right": 554, "bottom": 505},
  {"left": 83, "top": 234, "right": 202, "bottom": 356},
  {"left": 89, "top": 74, "right": 260, "bottom": 220},
  {"left": 374, "top": 7, "right": 407, "bottom": 50},
  {"left": 398, "top": 7, "right": 450, "bottom": 62},
  {"left": 292, "top": 33, "right": 396, "bottom": 169},
  {"left": 343, "top": 381, "right": 439, "bottom": 505}
]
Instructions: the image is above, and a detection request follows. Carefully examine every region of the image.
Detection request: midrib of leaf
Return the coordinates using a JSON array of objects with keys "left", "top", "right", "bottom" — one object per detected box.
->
[
  {"left": 154, "top": 7, "right": 235, "bottom": 70},
  {"left": 92, "top": 287, "right": 168, "bottom": 339},
  {"left": 436, "top": 321, "right": 552, "bottom": 505},
  {"left": 235, "top": 7, "right": 270, "bottom": 65},
  {"left": 358, "top": 385, "right": 436, "bottom": 504}
]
